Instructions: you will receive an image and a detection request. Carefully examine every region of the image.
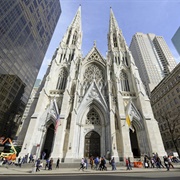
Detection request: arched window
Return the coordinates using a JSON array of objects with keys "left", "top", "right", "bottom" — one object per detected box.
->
[
  {"left": 113, "top": 33, "right": 117, "bottom": 47},
  {"left": 120, "top": 71, "right": 130, "bottom": 91},
  {"left": 83, "top": 64, "right": 104, "bottom": 91},
  {"left": 66, "top": 29, "right": 72, "bottom": 45},
  {"left": 72, "top": 31, "right": 77, "bottom": 45},
  {"left": 56, "top": 68, "right": 68, "bottom": 91},
  {"left": 86, "top": 109, "right": 101, "bottom": 125}
]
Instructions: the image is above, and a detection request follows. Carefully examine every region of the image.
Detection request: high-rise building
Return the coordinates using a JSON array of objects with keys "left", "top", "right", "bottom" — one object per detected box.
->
[
  {"left": 151, "top": 63, "right": 180, "bottom": 156},
  {"left": 172, "top": 27, "right": 180, "bottom": 56},
  {"left": 0, "top": 0, "right": 61, "bottom": 138},
  {"left": 15, "top": 79, "right": 41, "bottom": 144},
  {"left": 19, "top": 7, "right": 166, "bottom": 162},
  {"left": 129, "top": 33, "right": 177, "bottom": 97}
]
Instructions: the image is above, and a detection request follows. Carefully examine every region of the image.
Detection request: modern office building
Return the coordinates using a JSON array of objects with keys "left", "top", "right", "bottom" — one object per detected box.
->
[
  {"left": 15, "top": 79, "right": 41, "bottom": 144},
  {"left": 151, "top": 63, "right": 180, "bottom": 156},
  {"left": 0, "top": 0, "right": 61, "bottom": 138},
  {"left": 172, "top": 27, "right": 180, "bottom": 56},
  {"left": 19, "top": 7, "right": 166, "bottom": 162},
  {"left": 129, "top": 33, "right": 177, "bottom": 97}
]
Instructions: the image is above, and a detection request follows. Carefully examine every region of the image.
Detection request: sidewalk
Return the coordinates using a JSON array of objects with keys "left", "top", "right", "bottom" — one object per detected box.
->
[{"left": 0, "top": 164, "right": 180, "bottom": 175}]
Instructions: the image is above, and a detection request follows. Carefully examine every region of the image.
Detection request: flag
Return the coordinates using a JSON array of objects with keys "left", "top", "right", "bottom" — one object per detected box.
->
[
  {"left": 125, "top": 102, "right": 135, "bottom": 132},
  {"left": 55, "top": 114, "right": 60, "bottom": 133},
  {"left": 126, "top": 115, "right": 131, "bottom": 127},
  {"left": 53, "top": 98, "right": 60, "bottom": 133}
]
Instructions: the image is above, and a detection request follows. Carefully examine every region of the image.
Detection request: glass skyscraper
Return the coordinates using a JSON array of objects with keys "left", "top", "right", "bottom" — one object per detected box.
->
[
  {"left": 172, "top": 27, "right": 180, "bottom": 56},
  {"left": 0, "top": 0, "right": 61, "bottom": 138},
  {"left": 129, "top": 33, "right": 177, "bottom": 97}
]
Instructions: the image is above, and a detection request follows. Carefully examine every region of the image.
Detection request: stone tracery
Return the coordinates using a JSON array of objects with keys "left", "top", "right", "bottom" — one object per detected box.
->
[
  {"left": 85, "top": 109, "right": 101, "bottom": 125},
  {"left": 82, "top": 64, "right": 105, "bottom": 95}
]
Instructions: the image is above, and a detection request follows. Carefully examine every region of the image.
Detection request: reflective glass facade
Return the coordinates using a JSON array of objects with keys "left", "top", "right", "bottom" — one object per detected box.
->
[
  {"left": 172, "top": 27, "right": 180, "bottom": 56},
  {"left": 0, "top": 0, "right": 61, "bottom": 138}
]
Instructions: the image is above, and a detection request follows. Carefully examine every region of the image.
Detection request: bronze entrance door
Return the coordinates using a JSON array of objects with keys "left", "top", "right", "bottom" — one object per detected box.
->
[{"left": 84, "top": 131, "right": 100, "bottom": 158}]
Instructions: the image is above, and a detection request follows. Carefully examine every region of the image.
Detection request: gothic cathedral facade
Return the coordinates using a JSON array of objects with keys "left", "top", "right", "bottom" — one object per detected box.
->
[{"left": 19, "top": 7, "right": 166, "bottom": 162}]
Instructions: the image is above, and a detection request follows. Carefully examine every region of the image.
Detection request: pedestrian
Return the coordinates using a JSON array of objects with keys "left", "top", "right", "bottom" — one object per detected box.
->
[
  {"left": 18, "top": 157, "right": 21, "bottom": 166},
  {"left": 29, "top": 154, "right": 33, "bottom": 163},
  {"left": 163, "top": 156, "right": 170, "bottom": 171},
  {"left": 35, "top": 158, "right": 41, "bottom": 172},
  {"left": 111, "top": 157, "right": 116, "bottom": 171},
  {"left": 41, "top": 151, "right": 46, "bottom": 160},
  {"left": 56, "top": 158, "right": 60, "bottom": 168},
  {"left": 94, "top": 156, "right": 99, "bottom": 170},
  {"left": 45, "top": 158, "right": 49, "bottom": 170},
  {"left": 89, "top": 156, "right": 94, "bottom": 169},
  {"left": 48, "top": 158, "right": 53, "bottom": 170},
  {"left": 84, "top": 157, "right": 88, "bottom": 169},
  {"left": 79, "top": 158, "right": 85, "bottom": 171},
  {"left": 150, "top": 158, "right": 155, "bottom": 168},
  {"left": 144, "top": 156, "right": 149, "bottom": 168},
  {"left": 126, "top": 157, "right": 132, "bottom": 170},
  {"left": 168, "top": 156, "right": 174, "bottom": 169}
]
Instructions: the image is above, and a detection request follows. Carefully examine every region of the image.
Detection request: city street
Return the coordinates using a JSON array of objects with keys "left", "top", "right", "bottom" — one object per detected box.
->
[{"left": 0, "top": 172, "right": 180, "bottom": 180}]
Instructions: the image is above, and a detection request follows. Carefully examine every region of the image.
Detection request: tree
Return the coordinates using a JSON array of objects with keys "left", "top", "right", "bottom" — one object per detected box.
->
[{"left": 161, "top": 111, "right": 180, "bottom": 158}]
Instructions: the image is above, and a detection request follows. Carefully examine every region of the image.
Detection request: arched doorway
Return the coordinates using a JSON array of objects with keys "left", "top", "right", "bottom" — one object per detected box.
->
[
  {"left": 42, "top": 124, "right": 54, "bottom": 159},
  {"left": 129, "top": 128, "right": 141, "bottom": 158},
  {"left": 84, "top": 131, "right": 100, "bottom": 158}
]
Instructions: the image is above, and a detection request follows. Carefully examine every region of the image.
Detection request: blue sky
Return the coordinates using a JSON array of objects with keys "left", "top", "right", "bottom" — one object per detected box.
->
[{"left": 37, "top": 0, "right": 180, "bottom": 79}]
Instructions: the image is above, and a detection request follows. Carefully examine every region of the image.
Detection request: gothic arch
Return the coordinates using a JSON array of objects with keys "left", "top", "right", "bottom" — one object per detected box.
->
[
  {"left": 131, "top": 117, "right": 144, "bottom": 131},
  {"left": 56, "top": 67, "right": 68, "bottom": 91},
  {"left": 84, "top": 130, "right": 100, "bottom": 157},
  {"left": 42, "top": 123, "right": 55, "bottom": 159},
  {"left": 82, "top": 63, "right": 106, "bottom": 95},
  {"left": 72, "top": 30, "right": 77, "bottom": 45},
  {"left": 120, "top": 70, "right": 130, "bottom": 91},
  {"left": 79, "top": 101, "right": 108, "bottom": 126}
]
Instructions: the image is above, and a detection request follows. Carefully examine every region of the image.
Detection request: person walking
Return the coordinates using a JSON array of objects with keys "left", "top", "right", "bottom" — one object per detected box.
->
[
  {"left": 35, "top": 158, "right": 41, "bottom": 172},
  {"left": 164, "top": 156, "right": 170, "bottom": 171},
  {"left": 48, "top": 158, "right": 53, "bottom": 170},
  {"left": 84, "top": 157, "right": 88, "bottom": 169},
  {"left": 111, "top": 157, "right": 116, "bottom": 171},
  {"left": 45, "top": 158, "right": 49, "bottom": 170},
  {"left": 94, "top": 156, "right": 99, "bottom": 170},
  {"left": 128, "top": 157, "right": 132, "bottom": 170},
  {"left": 168, "top": 156, "right": 174, "bottom": 169},
  {"left": 89, "top": 156, "right": 94, "bottom": 169},
  {"left": 56, "top": 158, "right": 60, "bottom": 168},
  {"left": 79, "top": 158, "right": 85, "bottom": 171}
]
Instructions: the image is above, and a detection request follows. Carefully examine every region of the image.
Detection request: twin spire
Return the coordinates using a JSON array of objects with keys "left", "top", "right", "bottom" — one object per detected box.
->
[
  {"left": 63, "top": 5, "right": 126, "bottom": 51},
  {"left": 69, "top": 5, "right": 120, "bottom": 33}
]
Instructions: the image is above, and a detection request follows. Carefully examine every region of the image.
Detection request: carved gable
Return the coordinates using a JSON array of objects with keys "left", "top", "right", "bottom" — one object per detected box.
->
[
  {"left": 78, "top": 81, "right": 108, "bottom": 111},
  {"left": 83, "top": 46, "right": 106, "bottom": 66}
]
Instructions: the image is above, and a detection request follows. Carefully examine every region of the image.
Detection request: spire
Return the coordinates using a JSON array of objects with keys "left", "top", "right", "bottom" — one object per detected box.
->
[
  {"left": 69, "top": 5, "right": 82, "bottom": 30},
  {"left": 108, "top": 7, "right": 128, "bottom": 52},
  {"left": 60, "top": 5, "right": 82, "bottom": 50},
  {"left": 109, "top": 7, "right": 119, "bottom": 32}
]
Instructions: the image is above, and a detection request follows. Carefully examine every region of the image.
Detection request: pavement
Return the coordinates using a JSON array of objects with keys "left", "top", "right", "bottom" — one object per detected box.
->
[{"left": 0, "top": 163, "right": 180, "bottom": 175}]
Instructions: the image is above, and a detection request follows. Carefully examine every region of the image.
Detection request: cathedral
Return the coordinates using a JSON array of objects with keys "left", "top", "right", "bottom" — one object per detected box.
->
[{"left": 19, "top": 7, "right": 166, "bottom": 162}]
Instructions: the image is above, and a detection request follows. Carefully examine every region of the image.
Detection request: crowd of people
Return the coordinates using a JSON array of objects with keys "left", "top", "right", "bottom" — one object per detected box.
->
[
  {"left": 143, "top": 153, "right": 176, "bottom": 171},
  {"left": 79, "top": 156, "right": 117, "bottom": 171},
  {"left": 0, "top": 152, "right": 179, "bottom": 172}
]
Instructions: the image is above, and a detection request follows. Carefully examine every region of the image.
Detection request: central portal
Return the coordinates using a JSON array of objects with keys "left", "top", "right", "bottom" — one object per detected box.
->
[{"left": 84, "top": 131, "right": 100, "bottom": 158}]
